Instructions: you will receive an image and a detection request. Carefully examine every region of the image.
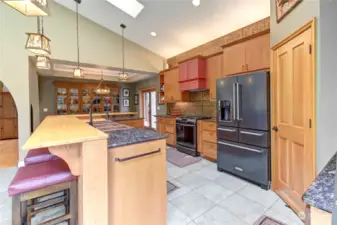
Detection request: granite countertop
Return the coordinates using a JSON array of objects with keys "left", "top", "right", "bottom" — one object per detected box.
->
[
  {"left": 91, "top": 120, "right": 167, "bottom": 149},
  {"left": 107, "top": 128, "right": 168, "bottom": 149},
  {"left": 111, "top": 117, "right": 144, "bottom": 121},
  {"left": 302, "top": 153, "right": 336, "bottom": 213}
]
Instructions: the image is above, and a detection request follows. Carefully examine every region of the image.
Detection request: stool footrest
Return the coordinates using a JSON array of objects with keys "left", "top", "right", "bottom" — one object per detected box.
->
[
  {"left": 27, "top": 195, "right": 66, "bottom": 211},
  {"left": 39, "top": 214, "right": 71, "bottom": 225}
]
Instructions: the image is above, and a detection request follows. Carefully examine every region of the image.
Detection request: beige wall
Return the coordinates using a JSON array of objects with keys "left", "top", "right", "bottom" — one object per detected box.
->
[
  {"left": 0, "top": 1, "right": 164, "bottom": 161},
  {"left": 29, "top": 59, "right": 40, "bottom": 131}
]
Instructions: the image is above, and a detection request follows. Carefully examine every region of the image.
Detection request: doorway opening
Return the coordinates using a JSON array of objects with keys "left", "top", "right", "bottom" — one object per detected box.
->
[
  {"left": 140, "top": 88, "right": 157, "bottom": 130},
  {"left": 0, "top": 81, "right": 19, "bottom": 168}
]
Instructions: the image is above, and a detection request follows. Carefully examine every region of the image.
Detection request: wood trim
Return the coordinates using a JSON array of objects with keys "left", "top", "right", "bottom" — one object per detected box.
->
[
  {"left": 159, "top": 66, "right": 178, "bottom": 74},
  {"left": 271, "top": 18, "right": 317, "bottom": 190},
  {"left": 220, "top": 30, "right": 270, "bottom": 48},
  {"left": 177, "top": 55, "right": 205, "bottom": 64},
  {"left": 205, "top": 52, "right": 223, "bottom": 59},
  {"left": 167, "top": 17, "right": 270, "bottom": 67},
  {"left": 271, "top": 19, "right": 315, "bottom": 50}
]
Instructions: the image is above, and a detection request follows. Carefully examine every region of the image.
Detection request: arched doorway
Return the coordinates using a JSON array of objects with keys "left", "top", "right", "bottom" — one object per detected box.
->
[{"left": 0, "top": 81, "right": 18, "bottom": 168}]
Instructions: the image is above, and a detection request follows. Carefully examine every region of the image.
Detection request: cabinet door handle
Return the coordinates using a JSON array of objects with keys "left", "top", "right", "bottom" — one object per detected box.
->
[
  {"left": 115, "top": 148, "right": 161, "bottom": 162},
  {"left": 246, "top": 64, "right": 248, "bottom": 71},
  {"left": 242, "top": 65, "right": 245, "bottom": 71}
]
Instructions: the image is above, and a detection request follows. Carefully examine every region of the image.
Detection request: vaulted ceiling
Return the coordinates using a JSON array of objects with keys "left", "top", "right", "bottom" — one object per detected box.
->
[{"left": 54, "top": 0, "right": 270, "bottom": 58}]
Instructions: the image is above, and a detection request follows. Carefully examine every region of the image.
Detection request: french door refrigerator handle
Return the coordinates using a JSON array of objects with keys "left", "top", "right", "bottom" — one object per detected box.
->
[
  {"left": 218, "top": 141, "right": 263, "bottom": 153},
  {"left": 240, "top": 131, "right": 264, "bottom": 136},
  {"left": 232, "top": 82, "right": 236, "bottom": 121},
  {"left": 217, "top": 128, "right": 236, "bottom": 132},
  {"left": 236, "top": 82, "right": 242, "bottom": 121}
]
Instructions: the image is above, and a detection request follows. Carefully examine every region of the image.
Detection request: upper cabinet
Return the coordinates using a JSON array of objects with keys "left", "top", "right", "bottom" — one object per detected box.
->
[
  {"left": 222, "top": 34, "right": 270, "bottom": 76},
  {"left": 206, "top": 54, "right": 222, "bottom": 101},
  {"left": 163, "top": 68, "right": 189, "bottom": 102},
  {"left": 178, "top": 57, "right": 206, "bottom": 91}
]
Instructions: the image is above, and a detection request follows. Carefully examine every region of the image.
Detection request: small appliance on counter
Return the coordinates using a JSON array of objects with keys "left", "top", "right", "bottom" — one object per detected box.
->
[
  {"left": 176, "top": 116, "right": 211, "bottom": 157},
  {"left": 216, "top": 71, "right": 271, "bottom": 190}
]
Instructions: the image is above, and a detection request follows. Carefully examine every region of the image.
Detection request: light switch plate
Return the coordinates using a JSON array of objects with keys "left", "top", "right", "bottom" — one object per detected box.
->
[
  {"left": 43, "top": 108, "right": 48, "bottom": 112},
  {"left": 157, "top": 106, "right": 160, "bottom": 110}
]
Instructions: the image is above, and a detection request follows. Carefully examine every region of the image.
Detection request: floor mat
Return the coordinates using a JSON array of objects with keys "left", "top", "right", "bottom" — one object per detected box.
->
[
  {"left": 167, "top": 181, "right": 178, "bottom": 194},
  {"left": 254, "top": 216, "right": 286, "bottom": 225},
  {"left": 167, "top": 147, "right": 201, "bottom": 167}
]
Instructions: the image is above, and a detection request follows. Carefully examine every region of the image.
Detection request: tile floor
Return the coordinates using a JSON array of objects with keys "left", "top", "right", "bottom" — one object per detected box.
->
[
  {"left": 0, "top": 154, "right": 305, "bottom": 225},
  {"left": 167, "top": 158, "right": 304, "bottom": 225}
]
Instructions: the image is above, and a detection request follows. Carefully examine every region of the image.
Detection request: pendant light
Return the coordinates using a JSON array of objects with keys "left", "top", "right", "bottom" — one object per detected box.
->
[
  {"left": 26, "top": 16, "right": 51, "bottom": 56},
  {"left": 73, "top": 0, "right": 83, "bottom": 78},
  {"left": 1, "top": 0, "right": 49, "bottom": 16},
  {"left": 95, "top": 71, "right": 110, "bottom": 95},
  {"left": 35, "top": 17, "right": 50, "bottom": 69},
  {"left": 119, "top": 24, "right": 128, "bottom": 81}
]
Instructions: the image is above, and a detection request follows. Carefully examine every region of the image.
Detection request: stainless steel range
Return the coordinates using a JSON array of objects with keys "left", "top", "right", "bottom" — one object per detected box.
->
[{"left": 176, "top": 116, "right": 211, "bottom": 157}]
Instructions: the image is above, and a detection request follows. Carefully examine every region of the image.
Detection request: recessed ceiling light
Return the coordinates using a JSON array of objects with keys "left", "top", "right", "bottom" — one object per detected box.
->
[
  {"left": 150, "top": 32, "right": 157, "bottom": 37},
  {"left": 192, "top": 0, "right": 200, "bottom": 7},
  {"left": 106, "top": 0, "right": 144, "bottom": 18}
]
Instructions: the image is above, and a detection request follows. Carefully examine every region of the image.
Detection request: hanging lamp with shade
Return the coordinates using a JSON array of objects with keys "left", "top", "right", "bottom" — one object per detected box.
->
[
  {"left": 73, "top": 0, "right": 83, "bottom": 78},
  {"left": 95, "top": 71, "right": 110, "bottom": 95},
  {"left": 26, "top": 16, "right": 51, "bottom": 56},
  {"left": 36, "top": 17, "right": 51, "bottom": 69},
  {"left": 1, "top": 0, "right": 49, "bottom": 16},
  {"left": 119, "top": 24, "right": 128, "bottom": 81}
]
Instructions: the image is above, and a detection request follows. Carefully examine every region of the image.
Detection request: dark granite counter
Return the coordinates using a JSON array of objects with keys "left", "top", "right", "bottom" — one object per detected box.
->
[
  {"left": 111, "top": 117, "right": 144, "bottom": 122},
  {"left": 107, "top": 128, "right": 168, "bottom": 149},
  {"left": 303, "top": 153, "right": 336, "bottom": 213}
]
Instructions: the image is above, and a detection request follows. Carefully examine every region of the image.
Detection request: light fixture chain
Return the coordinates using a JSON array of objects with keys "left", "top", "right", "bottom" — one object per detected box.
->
[
  {"left": 76, "top": 2, "right": 80, "bottom": 68},
  {"left": 41, "top": 17, "right": 44, "bottom": 35},
  {"left": 122, "top": 26, "right": 125, "bottom": 74}
]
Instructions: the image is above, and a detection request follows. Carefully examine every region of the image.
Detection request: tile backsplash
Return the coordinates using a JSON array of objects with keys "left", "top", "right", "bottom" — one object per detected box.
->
[{"left": 167, "top": 91, "right": 216, "bottom": 117}]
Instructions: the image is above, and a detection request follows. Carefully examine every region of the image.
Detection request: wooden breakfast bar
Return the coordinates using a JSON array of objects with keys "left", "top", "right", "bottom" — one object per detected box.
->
[{"left": 22, "top": 115, "right": 167, "bottom": 225}]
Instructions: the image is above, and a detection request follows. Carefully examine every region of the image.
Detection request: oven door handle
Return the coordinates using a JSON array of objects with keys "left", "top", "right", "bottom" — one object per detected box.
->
[
  {"left": 240, "top": 131, "right": 264, "bottom": 136},
  {"left": 176, "top": 123, "right": 196, "bottom": 127}
]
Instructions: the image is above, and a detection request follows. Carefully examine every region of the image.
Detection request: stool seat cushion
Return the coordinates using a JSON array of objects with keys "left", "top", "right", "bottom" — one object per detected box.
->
[
  {"left": 24, "top": 148, "right": 59, "bottom": 166},
  {"left": 8, "top": 159, "right": 76, "bottom": 196}
]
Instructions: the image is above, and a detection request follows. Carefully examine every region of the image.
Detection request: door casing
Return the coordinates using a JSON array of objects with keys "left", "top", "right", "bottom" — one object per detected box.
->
[{"left": 271, "top": 18, "right": 316, "bottom": 216}]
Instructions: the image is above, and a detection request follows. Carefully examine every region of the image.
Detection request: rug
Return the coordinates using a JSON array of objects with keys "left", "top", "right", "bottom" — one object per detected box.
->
[
  {"left": 167, "top": 181, "right": 178, "bottom": 194},
  {"left": 166, "top": 147, "right": 201, "bottom": 167},
  {"left": 254, "top": 216, "right": 286, "bottom": 225}
]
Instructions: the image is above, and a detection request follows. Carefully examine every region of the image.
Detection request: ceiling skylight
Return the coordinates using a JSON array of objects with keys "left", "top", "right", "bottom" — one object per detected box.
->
[{"left": 106, "top": 0, "right": 144, "bottom": 18}]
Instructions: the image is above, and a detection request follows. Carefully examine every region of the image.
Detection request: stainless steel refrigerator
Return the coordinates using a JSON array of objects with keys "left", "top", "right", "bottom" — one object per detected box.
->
[{"left": 216, "top": 71, "right": 271, "bottom": 190}]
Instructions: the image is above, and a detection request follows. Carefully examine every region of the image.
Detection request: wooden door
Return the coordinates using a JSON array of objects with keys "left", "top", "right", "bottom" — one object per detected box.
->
[
  {"left": 0, "top": 93, "right": 17, "bottom": 118},
  {"left": 222, "top": 43, "right": 245, "bottom": 76},
  {"left": 164, "top": 70, "right": 173, "bottom": 102},
  {"left": 272, "top": 24, "right": 315, "bottom": 215},
  {"left": 170, "top": 68, "right": 182, "bottom": 101},
  {"left": 1, "top": 119, "right": 18, "bottom": 139},
  {"left": 206, "top": 54, "right": 222, "bottom": 100},
  {"left": 245, "top": 34, "right": 270, "bottom": 72}
]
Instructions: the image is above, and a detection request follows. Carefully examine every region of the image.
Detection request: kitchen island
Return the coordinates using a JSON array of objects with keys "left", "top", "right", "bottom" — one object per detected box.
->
[{"left": 23, "top": 115, "right": 167, "bottom": 225}]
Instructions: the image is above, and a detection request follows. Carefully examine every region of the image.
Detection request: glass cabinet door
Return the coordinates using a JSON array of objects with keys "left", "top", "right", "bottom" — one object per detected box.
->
[
  {"left": 56, "top": 87, "right": 67, "bottom": 115},
  {"left": 69, "top": 88, "right": 80, "bottom": 114},
  {"left": 103, "top": 96, "right": 112, "bottom": 112},
  {"left": 92, "top": 95, "right": 102, "bottom": 113},
  {"left": 81, "top": 88, "right": 91, "bottom": 113}
]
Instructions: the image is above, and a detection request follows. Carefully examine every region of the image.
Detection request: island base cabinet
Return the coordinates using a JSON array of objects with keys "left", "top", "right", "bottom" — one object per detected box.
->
[{"left": 108, "top": 139, "right": 167, "bottom": 225}]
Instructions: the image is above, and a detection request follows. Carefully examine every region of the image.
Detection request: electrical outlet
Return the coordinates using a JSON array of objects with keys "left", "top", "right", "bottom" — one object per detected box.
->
[{"left": 43, "top": 108, "right": 48, "bottom": 112}]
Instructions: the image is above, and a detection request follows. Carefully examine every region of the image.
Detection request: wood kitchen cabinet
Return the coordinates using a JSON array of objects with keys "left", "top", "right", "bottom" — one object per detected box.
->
[
  {"left": 163, "top": 68, "right": 189, "bottom": 102},
  {"left": 206, "top": 53, "right": 223, "bottom": 101},
  {"left": 156, "top": 117, "right": 176, "bottom": 146},
  {"left": 222, "top": 34, "right": 270, "bottom": 76},
  {"left": 198, "top": 121, "right": 217, "bottom": 161},
  {"left": 117, "top": 119, "right": 144, "bottom": 128}
]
